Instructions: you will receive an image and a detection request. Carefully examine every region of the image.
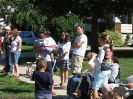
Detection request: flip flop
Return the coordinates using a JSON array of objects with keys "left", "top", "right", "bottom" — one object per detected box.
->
[
  {"left": 60, "top": 85, "right": 67, "bottom": 89},
  {"left": 14, "top": 75, "right": 20, "bottom": 78}
]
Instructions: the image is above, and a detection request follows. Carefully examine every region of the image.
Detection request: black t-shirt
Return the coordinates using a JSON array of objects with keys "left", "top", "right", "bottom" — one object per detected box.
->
[{"left": 32, "top": 71, "right": 53, "bottom": 94}]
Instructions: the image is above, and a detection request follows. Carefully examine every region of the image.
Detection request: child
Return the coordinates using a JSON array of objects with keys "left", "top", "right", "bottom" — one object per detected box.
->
[
  {"left": 92, "top": 34, "right": 113, "bottom": 99},
  {"left": 37, "top": 31, "right": 56, "bottom": 62},
  {"left": 31, "top": 58, "right": 53, "bottom": 99}
]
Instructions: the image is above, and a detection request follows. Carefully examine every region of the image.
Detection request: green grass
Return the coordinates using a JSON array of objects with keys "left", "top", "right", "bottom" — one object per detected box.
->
[
  {"left": 54, "top": 57, "right": 133, "bottom": 82},
  {"left": 21, "top": 45, "right": 33, "bottom": 52},
  {"left": 0, "top": 57, "right": 133, "bottom": 98},
  {"left": 18, "top": 57, "right": 36, "bottom": 66},
  {"left": 0, "top": 71, "right": 34, "bottom": 99}
]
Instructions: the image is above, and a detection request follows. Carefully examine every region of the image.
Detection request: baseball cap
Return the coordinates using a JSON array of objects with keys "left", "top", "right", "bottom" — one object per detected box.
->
[
  {"left": 75, "top": 23, "right": 83, "bottom": 29},
  {"left": 38, "top": 27, "right": 46, "bottom": 33},
  {"left": 5, "top": 26, "right": 11, "bottom": 30}
]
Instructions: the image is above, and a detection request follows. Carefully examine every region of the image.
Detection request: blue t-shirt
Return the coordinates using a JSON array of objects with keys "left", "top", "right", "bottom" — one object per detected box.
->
[{"left": 32, "top": 71, "right": 53, "bottom": 94}]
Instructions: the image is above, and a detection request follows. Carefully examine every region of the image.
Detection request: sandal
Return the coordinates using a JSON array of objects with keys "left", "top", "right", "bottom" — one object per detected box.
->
[
  {"left": 60, "top": 85, "right": 67, "bottom": 89},
  {"left": 52, "top": 92, "right": 56, "bottom": 96}
]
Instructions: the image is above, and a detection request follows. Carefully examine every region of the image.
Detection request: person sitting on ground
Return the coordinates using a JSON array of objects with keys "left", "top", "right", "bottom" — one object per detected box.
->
[
  {"left": 70, "top": 54, "right": 119, "bottom": 99},
  {"left": 102, "top": 74, "right": 133, "bottom": 99},
  {"left": 31, "top": 58, "right": 53, "bottom": 99},
  {"left": 67, "top": 52, "right": 97, "bottom": 97}
]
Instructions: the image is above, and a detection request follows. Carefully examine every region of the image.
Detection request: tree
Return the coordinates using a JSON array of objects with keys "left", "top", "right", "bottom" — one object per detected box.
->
[
  {"left": 0, "top": 0, "right": 47, "bottom": 31},
  {"left": 69, "top": 0, "right": 133, "bottom": 53},
  {"left": 33, "top": 0, "right": 133, "bottom": 53}
]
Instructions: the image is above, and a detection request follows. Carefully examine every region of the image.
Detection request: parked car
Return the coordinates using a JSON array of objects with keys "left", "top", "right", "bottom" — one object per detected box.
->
[{"left": 19, "top": 31, "right": 39, "bottom": 45}]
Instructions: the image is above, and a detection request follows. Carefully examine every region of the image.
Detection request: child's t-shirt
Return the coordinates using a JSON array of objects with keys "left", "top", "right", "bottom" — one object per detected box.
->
[
  {"left": 101, "top": 46, "right": 113, "bottom": 71},
  {"left": 41, "top": 37, "right": 56, "bottom": 52},
  {"left": 31, "top": 71, "right": 53, "bottom": 94}
]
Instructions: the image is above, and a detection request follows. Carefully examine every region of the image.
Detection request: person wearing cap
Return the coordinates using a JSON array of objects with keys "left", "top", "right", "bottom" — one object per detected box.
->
[
  {"left": 70, "top": 23, "right": 88, "bottom": 75},
  {"left": 33, "top": 27, "right": 56, "bottom": 96},
  {"left": 2, "top": 26, "right": 13, "bottom": 74}
]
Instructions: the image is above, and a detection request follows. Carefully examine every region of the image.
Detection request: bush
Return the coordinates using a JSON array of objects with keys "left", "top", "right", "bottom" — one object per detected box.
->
[
  {"left": 102, "top": 29, "right": 123, "bottom": 47},
  {"left": 123, "top": 33, "right": 130, "bottom": 46},
  {"left": 47, "top": 14, "right": 83, "bottom": 42}
]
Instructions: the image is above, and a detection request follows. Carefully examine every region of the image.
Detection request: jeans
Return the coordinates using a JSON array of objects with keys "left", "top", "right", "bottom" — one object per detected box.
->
[
  {"left": 35, "top": 93, "right": 52, "bottom": 99},
  {"left": 5, "top": 50, "right": 13, "bottom": 73},
  {"left": 11, "top": 51, "right": 21, "bottom": 64},
  {"left": 67, "top": 77, "right": 80, "bottom": 96}
]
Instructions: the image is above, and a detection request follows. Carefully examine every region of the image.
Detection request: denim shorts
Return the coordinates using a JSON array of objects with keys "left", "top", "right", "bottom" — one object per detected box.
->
[
  {"left": 35, "top": 93, "right": 52, "bottom": 99},
  {"left": 11, "top": 51, "right": 21, "bottom": 64},
  {"left": 92, "top": 70, "right": 111, "bottom": 90}
]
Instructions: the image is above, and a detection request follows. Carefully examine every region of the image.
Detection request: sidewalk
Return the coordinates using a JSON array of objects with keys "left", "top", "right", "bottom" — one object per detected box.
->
[{"left": 0, "top": 60, "right": 67, "bottom": 99}]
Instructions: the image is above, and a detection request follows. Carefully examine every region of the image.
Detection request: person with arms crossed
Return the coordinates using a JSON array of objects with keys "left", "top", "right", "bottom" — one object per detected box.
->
[{"left": 71, "top": 23, "right": 88, "bottom": 75}]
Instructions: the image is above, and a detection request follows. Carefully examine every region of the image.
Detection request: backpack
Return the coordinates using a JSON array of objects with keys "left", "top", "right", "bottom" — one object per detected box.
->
[{"left": 0, "top": 36, "right": 3, "bottom": 47}]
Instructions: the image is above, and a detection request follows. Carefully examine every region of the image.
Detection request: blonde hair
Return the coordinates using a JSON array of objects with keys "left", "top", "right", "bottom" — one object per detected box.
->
[
  {"left": 99, "top": 34, "right": 113, "bottom": 50},
  {"left": 12, "top": 28, "right": 19, "bottom": 37},
  {"left": 87, "top": 52, "right": 96, "bottom": 60}
]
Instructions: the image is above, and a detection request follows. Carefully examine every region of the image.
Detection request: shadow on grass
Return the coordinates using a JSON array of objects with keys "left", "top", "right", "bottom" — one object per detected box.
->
[
  {"left": 19, "top": 74, "right": 31, "bottom": 78},
  {"left": 0, "top": 88, "right": 33, "bottom": 93}
]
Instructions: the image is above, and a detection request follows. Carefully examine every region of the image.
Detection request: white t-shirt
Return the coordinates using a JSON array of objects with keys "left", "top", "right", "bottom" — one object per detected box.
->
[
  {"left": 40, "top": 37, "right": 56, "bottom": 49},
  {"left": 73, "top": 34, "right": 87, "bottom": 57},
  {"left": 11, "top": 36, "right": 22, "bottom": 52},
  {"left": 57, "top": 41, "right": 71, "bottom": 60}
]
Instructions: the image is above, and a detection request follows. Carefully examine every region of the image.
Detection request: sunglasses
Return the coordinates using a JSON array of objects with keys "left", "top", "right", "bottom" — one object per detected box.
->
[
  {"left": 61, "top": 34, "right": 65, "bottom": 36},
  {"left": 5, "top": 32, "right": 12, "bottom": 34}
]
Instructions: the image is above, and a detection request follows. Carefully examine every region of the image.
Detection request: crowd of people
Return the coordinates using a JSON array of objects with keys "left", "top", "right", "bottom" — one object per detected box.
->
[{"left": 1, "top": 24, "right": 133, "bottom": 99}]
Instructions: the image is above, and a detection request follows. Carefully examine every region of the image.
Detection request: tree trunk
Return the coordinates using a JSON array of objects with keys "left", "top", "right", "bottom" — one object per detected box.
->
[{"left": 90, "top": 12, "right": 99, "bottom": 54}]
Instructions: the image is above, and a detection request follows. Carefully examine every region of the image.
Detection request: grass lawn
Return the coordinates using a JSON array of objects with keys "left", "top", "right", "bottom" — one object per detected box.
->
[
  {"left": 18, "top": 56, "right": 133, "bottom": 82},
  {"left": 21, "top": 45, "right": 33, "bottom": 52},
  {"left": 0, "top": 57, "right": 133, "bottom": 98},
  {"left": 0, "top": 71, "right": 34, "bottom": 99},
  {"left": 54, "top": 57, "right": 133, "bottom": 82}
]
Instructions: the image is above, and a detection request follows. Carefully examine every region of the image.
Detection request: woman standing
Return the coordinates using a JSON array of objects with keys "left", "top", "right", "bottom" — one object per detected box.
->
[
  {"left": 57, "top": 32, "right": 71, "bottom": 88},
  {"left": 33, "top": 27, "right": 56, "bottom": 96},
  {"left": 2, "top": 26, "right": 13, "bottom": 74},
  {"left": 11, "top": 29, "right": 22, "bottom": 77}
]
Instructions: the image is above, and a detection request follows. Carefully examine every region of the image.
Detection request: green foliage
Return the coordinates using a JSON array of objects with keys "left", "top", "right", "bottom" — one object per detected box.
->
[
  {"left": 123, "top": 34, "right": 130, "bottom": 46},
  {"left": 102, "top": 29, "right": 123, "bottom": 47},
  {"left": 51, "top": 14, "right": 83, "bottom": 41}
]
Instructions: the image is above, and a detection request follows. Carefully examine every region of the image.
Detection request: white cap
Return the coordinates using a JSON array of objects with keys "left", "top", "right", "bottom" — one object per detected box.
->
[{"left": 5, "top": 26, "right": 11, "bottom": 30}]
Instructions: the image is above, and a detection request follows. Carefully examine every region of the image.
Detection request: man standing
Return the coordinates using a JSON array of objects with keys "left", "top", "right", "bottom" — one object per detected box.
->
[{"left": 71, "top": 23, "right": 88, "bottom": 75}]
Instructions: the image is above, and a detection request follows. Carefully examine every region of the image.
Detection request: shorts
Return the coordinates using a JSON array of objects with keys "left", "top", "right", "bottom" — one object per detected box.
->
[
  {"left": 70, "top": 54, "right": 83, "bottom": 74},
  {"left": 119, "top": 86, "right": 133, "bottom": 98},
  {"left": 35, "top": 93, "right": 52, "bottom": 99},
  {"left": 57, "top": 60, "right": 69, "bottom": 69},
  {"left": 11, "top": 51, "right": 21, "bottom": 64},
  {"left": 107, "top": 84, "right": 119, "bottom": 97},
  {"left": 92, "top": 70, "right": 111, "bottom": 90},
  {"left": 45, "top": 62, "right": 53, "bottom": 75}
]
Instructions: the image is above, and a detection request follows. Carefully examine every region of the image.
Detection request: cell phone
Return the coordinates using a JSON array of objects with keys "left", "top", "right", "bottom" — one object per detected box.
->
[{"left": 119, "top": 83, "right": 127, "bottom": 87}]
